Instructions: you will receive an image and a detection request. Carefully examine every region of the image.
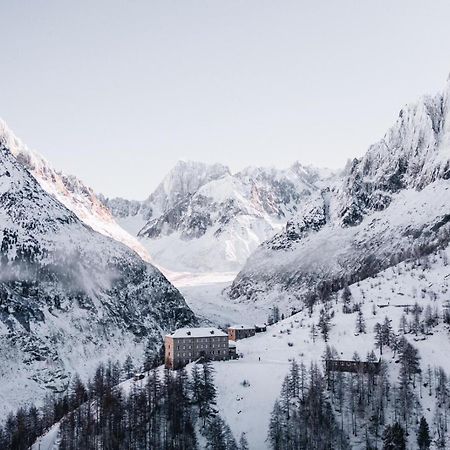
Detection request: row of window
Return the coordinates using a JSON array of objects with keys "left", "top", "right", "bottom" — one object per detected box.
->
[
  {"left": 174, "top": 349, "right": 223, "bottom": 359},
  {"left": 175, "top": 343, "right": 227, "bottom": 351}
]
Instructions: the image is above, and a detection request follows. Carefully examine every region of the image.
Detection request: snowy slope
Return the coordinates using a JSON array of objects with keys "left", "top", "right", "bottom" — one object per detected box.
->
[
  {"left": 0, "top": 119, "right": 151, "bottom": 262},
  {"left": 103, "top": 161, "right": 330, "bottom": 273},
  {"left": 29, "top": 241, "right": 450, "bottom": 449},
  {"left": 230, "top": 76, "right": 450, "bottom": 308},
  {"left": 212, "top": 242, "right": 450, "bottom": 449},
  {"left": 0, "top": 142, "right": 196, "bottom": 420}
]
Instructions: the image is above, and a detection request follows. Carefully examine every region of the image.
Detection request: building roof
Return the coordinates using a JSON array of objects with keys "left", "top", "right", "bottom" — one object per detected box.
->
[
  {"left": 228, "top": 324, "right": 255, "bottom": 330},
  {"left": 228, "top": 341, "right": 237, "bottom": 348},
  {"left": 167, "top": 327, "right": 227, "bottom": 338}
]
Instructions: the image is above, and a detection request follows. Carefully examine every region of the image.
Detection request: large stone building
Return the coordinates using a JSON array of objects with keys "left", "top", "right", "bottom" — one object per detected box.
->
[
  {"left": 165, "top": 327, "right": 229, "bottom": 369},
  {"left": 228, "top": 324, "right": 256, "bottom": 341}
]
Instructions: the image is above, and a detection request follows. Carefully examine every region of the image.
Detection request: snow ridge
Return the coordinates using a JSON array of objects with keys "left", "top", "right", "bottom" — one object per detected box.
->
[{"left": 0, "top": 119, "right": 151, "bottom": 262}]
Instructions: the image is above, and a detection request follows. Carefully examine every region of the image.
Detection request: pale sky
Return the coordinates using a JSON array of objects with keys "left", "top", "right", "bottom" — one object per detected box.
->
[{"left": 1, "top": 1, "right": 450, "bottom": 199}]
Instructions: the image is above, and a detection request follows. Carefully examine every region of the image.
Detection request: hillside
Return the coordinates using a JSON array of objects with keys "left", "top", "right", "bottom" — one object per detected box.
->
[
  {"left": 28, "top": 241, "right": 450, "bottom": 449},
  {"left": 213, "top": 243, "right": 450, "bottom": 449},
  {"left": 0, "top": 141, "right": 196, "bottom": 419}
]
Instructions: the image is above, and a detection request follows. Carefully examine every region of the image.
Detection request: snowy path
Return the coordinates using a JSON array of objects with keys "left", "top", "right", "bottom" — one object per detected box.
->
[{"left": 31, "top": 423, "right": 60, "bottom": 450}]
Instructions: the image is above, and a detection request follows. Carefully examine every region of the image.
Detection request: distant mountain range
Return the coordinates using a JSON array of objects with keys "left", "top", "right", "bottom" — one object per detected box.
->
[{"left": 102, "top": 161, "right": 334, "bottom": 272}]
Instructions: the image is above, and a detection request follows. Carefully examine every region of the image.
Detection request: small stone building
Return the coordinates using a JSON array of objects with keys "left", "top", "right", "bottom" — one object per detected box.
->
[
  {"left": 228, "top": 324, "right": 256, "bottom": 341},
  {"left": 165, "top": 327, "right": 229, "bottom": 369},
  {"left": 325, "top": 359, "right": 381, "bottom": 375}
]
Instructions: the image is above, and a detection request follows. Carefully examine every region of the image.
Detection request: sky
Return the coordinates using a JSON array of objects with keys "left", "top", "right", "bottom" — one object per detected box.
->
[{"left": 1, "top": 1, "right": 450, "bottom": 199}]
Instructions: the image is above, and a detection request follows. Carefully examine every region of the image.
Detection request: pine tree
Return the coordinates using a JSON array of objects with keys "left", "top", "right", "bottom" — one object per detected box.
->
[
  {"left": 355, "top": 309, "right": 366, "bottom": 333},
  {"left": 199, "top": 362, "right": 217, "bottom": 425},
  {"left": 398, "top": 314, "right": 408, "bottom": 334},
  {"left": 341, "top": 285, "right": 352, "bottom": 313},
  {"left": 417, "top": 416, "right": 431, "bottom": 450},
  {"left": 272, "top": 306, "right": 280, "bottom": 323},
  {"left": 374, "top": 322, "right": 383, "bottom": 354},
  {"left": 239, "top": 432, "right": 249, "bottom": 450},
  {"left": 122, "top": 354, "right": 134, "bottom": 380},
  {"left": 289, "top": 359, "right": 301, "bottom": 398},
  {"left": 318, "top": 309, "right": 330, "bottom": 342},
  {"left": 381, "top": 316, "right": 394, "bottom": 347},
  {"left": 205, "top": 416, "right": 228, "bottom": 450},
  {"left": 268, "top": 400, "right": 284, "bottom": 450},
  {"left": 382, "top": 422, "right": 406, "bottom": 450}
]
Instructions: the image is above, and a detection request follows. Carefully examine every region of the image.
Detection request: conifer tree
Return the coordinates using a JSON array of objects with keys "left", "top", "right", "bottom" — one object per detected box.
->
[
  {"left": 382, "top": 422, "right": 406, "bottom": 450},
  {"left": 417, "top": 416, "right": 431, "bottom": 450},
  {"left": 355, "top": 309, "right": 366, "bottom": 333},
  {"left": 239, "top": 432, "right": 249, "bottom": 450},
  {"left": 122, "top": 355, "right": 134, "bottom": 380}
]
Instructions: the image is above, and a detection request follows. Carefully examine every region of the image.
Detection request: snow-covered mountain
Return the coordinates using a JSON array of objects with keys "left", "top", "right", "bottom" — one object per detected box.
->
[
  {"left": 0, "top": 120, "right": 151, "bottom": 262},
  {"left": 103, "top": 161, "right": 331, "bottom": 273},
  {"left": 229, "top": 76, "right": 450, "bottom": 309},
  {"left": 0, "top": 140, "right": 196, "bottom": 419}
]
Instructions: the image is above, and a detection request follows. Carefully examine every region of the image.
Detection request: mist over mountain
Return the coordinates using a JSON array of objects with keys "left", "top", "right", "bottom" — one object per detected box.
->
[{"left": 0, "top": 135, "right": 196, "bottom": 418}]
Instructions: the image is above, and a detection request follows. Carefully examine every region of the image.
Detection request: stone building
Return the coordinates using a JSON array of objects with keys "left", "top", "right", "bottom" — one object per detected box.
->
[
  {"left": 228, "top": 324, "right": 256, "bottom": 341},
  {"left": 165, "top": 327, "right": 229, "bottom": 369}
]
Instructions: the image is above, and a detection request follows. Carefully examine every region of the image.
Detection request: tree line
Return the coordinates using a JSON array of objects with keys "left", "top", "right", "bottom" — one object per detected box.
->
[{"left": 0, "top": 360, "right": 248, "bottom": 450}]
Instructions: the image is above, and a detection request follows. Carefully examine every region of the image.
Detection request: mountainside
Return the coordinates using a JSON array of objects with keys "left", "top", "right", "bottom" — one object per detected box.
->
[
  {"left": 0, "top": 120, "right": 151, "bottom": 262},
  {"left": 103, "top": 161, "right": 330, "bottom": 272},
  {"left": 214, "top": 240, "right": 450, "bottom": 449},
  {"left": 30, "top": 237, "right": 450, "bottom": 450},
  {"left": 0, "top": 141, "right": 196, "bottom": 419},
  {"left": 229, "top": 76, "right": 450, "bottom": 309}
]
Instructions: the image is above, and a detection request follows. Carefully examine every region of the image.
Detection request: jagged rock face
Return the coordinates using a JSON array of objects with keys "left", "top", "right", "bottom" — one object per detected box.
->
[
  {"left": 229, "top": 77, "right": 450, "bottom": 307},
  {"left": 130, "top": 165, "right": 327, "bottom": 272},
  {"left": 149, "top": 160, "right": 230, "bottom": 216},
  {"left": 339, "top": 81, "right": 450, "bottom": 227},
  {"left": 0, "top": 120, "right": 151, "bottom": 262},
  {"left": 100, "top": 159, "right": 330, "bottom": 272},
  {"left": 0, "top": 143, "right": 196, "bottom": 417},
  {"left": 98, "top": 195, "right": 142, "bottom": 219}
]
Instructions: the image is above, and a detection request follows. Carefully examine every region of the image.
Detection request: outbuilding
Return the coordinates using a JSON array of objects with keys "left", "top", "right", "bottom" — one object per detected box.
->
[{"left": 228, "top": 324, "right": 256, "bottom": 341}]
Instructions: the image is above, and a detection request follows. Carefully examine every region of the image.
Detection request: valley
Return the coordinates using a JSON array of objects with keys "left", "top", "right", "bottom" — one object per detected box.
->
[{"left": 2, "top": 73, "right": 450, "bottom": 449}]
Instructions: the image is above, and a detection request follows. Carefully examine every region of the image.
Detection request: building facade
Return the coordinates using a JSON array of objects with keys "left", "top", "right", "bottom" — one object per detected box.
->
[
  {"left": 325, "top": 359, "right": 381, "bottom": 375},
  {"left": 165, "top": 327, "right": 229, "bottom": 369},
  {"left": 228, "top": 324, "right": 256, "bottom": 341}
]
